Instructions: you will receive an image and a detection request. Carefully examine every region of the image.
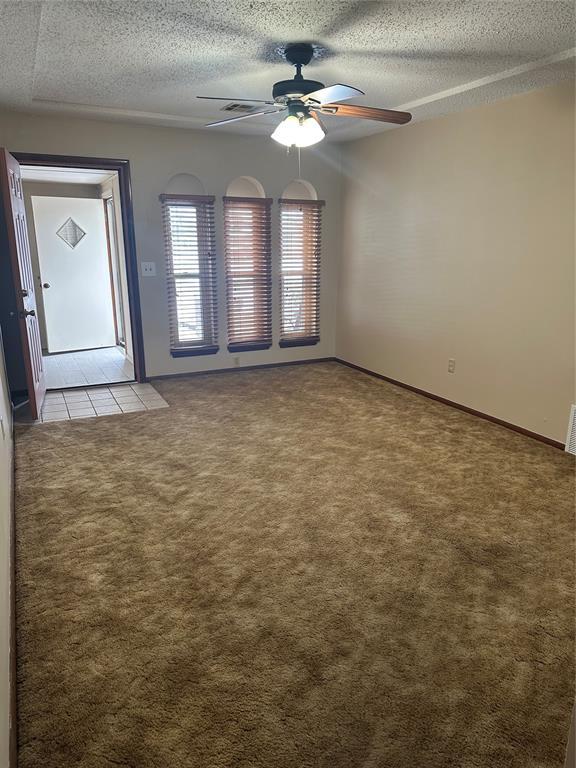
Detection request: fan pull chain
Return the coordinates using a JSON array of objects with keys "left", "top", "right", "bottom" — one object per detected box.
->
[{"left": 284, "top": 145, "right": 303, "bottom": 176}]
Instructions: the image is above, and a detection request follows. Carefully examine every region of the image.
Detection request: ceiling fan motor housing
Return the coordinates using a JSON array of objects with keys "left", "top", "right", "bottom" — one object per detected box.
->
[
  {"left": 273, "top": 42, "right": 324, "bottom": 103},
  {"left": 272, "top": 77, "right": 324, "bottom": 103}
]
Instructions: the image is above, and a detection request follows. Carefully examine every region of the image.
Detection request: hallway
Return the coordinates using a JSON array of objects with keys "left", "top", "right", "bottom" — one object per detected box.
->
[{"left": 43, "top": 346, "right": 134, "bottom": 389}]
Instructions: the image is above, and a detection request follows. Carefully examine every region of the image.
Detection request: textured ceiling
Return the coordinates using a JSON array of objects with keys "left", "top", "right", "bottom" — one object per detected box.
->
[{"left": 0, "top": 1, "right": 574, "bottom": 141}]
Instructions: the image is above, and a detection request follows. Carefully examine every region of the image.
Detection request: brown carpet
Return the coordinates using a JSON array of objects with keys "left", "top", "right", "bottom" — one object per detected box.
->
[{"left": 15, "top": 362, "right": 574, "bottom": 768}]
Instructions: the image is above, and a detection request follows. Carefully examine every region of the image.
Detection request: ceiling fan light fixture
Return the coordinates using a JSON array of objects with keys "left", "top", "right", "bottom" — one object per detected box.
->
[
  {"left": 271, "top": 113, "right": 325, "bottom": 148},
  {"left": 200, "top": 41, "right": 412, "bottom": 133}
]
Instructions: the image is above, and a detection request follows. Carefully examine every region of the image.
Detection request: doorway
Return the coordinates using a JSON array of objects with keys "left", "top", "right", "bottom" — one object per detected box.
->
[
  {"left": 21, "top": 166, "right": 135, "bottom": 388},
  {"left": 13, "top": 154, "right": 145, "bottom": 394}
]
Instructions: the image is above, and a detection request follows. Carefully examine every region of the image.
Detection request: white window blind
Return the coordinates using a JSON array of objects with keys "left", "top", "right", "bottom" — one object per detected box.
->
[
  {"left": 160, "top": 194, "right": 218, "bottom": 356},
  {"left": 223, "top": 196, "right": 272, "bottom": 352},
  {"left": 279, "top": 199, "right": 324, "bottom": 347}
]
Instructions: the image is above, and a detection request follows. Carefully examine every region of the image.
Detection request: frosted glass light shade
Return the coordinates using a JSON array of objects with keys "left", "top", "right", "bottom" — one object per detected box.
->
[{"left": 271, "top": 114, "right": 325, "bottom": 148}]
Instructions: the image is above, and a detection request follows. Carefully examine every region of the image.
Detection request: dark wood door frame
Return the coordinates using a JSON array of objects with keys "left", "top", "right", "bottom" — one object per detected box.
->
[
  {"left": 12, "top": 152, "right": 146, "bottom": 382},
  {"left": 103, "top": 198, "right": 121, "bottom": 347},
  {"left": 0, "top": 150, "right": 47, "bottom": 417}
]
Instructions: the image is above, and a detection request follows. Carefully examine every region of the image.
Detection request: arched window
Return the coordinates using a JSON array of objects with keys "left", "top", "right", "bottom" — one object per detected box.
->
[
  {"left": 160, "top": 175, "right": 218, "bottom": 356},
  {"left": 223, "top": 177, "right": 272, "bottom": 352},
  {"left": 163, "top": 173, "right": 206, "bottom": 196},
  {"left": 225, "top": 176, "right": 266, "bottom": 198},
  {"left": 280, "top": 179, "right": 318, "bottom": 201},
  {"left": 279, "top": 180, "right": 324, "bottom": 347}
]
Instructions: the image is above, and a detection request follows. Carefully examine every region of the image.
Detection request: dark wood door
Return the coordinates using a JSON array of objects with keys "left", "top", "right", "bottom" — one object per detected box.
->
[{"left": 0, "top": 149, "right": 46, "bottom": 419}]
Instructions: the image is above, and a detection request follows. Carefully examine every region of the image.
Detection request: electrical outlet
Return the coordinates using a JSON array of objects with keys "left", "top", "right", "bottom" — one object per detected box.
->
[
  {"left": 233, "top": 356, "right": 240, "bottom": 367},
  {"left": 141, "top": 261, "right": 156, "bottom": 277},
  {"left": 448, "top": 358, "right": 456, "bottom": 374}
]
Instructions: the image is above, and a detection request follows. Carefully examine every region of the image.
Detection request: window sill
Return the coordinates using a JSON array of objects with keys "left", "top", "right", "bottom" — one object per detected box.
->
[
  {"left": 171, "top": 345, "right": 219, "bottom": 358},
  {"left": 279, "top": 338, "right": 319, "bottom": 348},
  {"left": 227, "top": 342, "right": 272, "bottom": 353}
]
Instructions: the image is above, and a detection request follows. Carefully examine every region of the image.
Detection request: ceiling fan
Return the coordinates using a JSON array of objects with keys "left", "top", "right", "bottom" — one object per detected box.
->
[{"left": 198, "top": 43, "right": 412, "bottom": 147}]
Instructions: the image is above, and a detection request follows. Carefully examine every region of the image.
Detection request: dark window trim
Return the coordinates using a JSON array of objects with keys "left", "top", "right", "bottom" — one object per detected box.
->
[
  {"left": 279, "top": 337, "right": 319, "bottom": 348},
  {"left": 11, "top": 152, "right": 146, "bottom": 382},
  {"left": 279, "top": 199, "right": 323, "bottom": 348},
  {"left": 227, "top": 342, "right": 272, "bottom": 353},
  {"left": 161, "top": 195, "right": 219, "bottom": 354},
  {"left": 170, "top": 345, "right": 219, "bottom": 358},
  {"left": 223, "top": 196, "right": 273, "bottom": 352},
  {"left": 159, "top": 194, "right": 215, "bottom": 204},
  {"left": 223, "top": 196, "right": 273, "bottom": 205},
  {"left": 277, "top": 198, "right": 326, "bottom": 206}
]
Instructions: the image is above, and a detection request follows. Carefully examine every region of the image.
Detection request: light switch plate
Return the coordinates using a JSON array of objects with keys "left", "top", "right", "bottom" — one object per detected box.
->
[{"left": 141, "top": 261, "right": 156, "bottom": 277}]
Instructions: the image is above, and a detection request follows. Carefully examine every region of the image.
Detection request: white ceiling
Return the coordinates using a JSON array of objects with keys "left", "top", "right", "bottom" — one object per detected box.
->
[
  {"left": 0, "top": 1, "right": 574, "bottom": 142},
  {"left": 21, "top": 166, "right": 116, "bottom": 185}
]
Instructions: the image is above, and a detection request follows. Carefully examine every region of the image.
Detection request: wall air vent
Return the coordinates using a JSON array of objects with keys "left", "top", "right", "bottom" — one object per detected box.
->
[
  {"left": 565, "top": 405, "right": 576, "bottom": 455},
  {"left": 221, "top": 103, "right": 258, "bottom": 113}
]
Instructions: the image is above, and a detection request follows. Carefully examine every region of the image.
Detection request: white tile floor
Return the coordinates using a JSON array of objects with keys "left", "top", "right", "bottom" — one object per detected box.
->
[
  {"left": 39, "top": 383, "right": 168, "bottom": 423},
  {"left": 43, "top": 346, "right": 134, "bottom": 389}
]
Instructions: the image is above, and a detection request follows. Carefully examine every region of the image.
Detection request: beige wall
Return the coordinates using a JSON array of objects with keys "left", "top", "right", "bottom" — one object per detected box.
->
[
  {"left": 23, "top": 181, "right": 101, "bottom": 350},
  {"left": 0, "top": 332, "right": 13, "bottom": 768},
  {"left": 0, "top": 112, "right": 343, "bottom": 376},
  {"left": 338, "top": 82, "right": 575, "bottom": 442}
]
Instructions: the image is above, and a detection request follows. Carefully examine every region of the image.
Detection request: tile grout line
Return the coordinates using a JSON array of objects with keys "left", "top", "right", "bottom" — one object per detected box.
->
[{"left": 39, "top": 383, "right": 168, "bottom": 422}]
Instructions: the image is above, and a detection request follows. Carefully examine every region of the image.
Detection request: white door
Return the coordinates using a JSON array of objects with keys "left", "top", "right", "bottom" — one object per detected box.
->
[{"left": 31, "top": 196, "right": 116, "bottom": 353}]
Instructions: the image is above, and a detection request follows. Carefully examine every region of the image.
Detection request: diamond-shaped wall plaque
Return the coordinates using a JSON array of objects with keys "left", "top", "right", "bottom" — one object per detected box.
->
[{"left": 56, "top": 217, "right": 86, "bottom": 249}]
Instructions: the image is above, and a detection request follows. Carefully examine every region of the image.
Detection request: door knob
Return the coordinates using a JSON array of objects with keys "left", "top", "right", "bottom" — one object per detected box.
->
[
  {"left": 42, "top": 283, "right": 50, "bottom": 288},
  {"left": 21, "top": 288, "right": 29, "bottom": 297},
  {"left": 20, "top": 309, "right": 36, "bottom": 318}
]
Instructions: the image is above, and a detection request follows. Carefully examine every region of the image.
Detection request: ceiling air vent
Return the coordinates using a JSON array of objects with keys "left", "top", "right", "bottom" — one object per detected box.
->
[
  {"left": 565, "top": 405, "right": 576, "bottom": 455},
  {"left": 221, "top": 103, "right": 258, "bottom": 113}
]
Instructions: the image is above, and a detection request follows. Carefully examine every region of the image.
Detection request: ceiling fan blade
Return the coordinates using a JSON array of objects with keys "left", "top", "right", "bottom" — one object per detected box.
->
[
  {"left": 198, "top": 96, "right": 275, "bottom": 105},
  {"left": 303, "top": 84, "right": 365, "bottom": 106},
  {"left": 318, "top": 103, "right": 412, "bottom": 125},
  {"left": 205, "top": 108, "right": 285, "bottom": 128}
]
